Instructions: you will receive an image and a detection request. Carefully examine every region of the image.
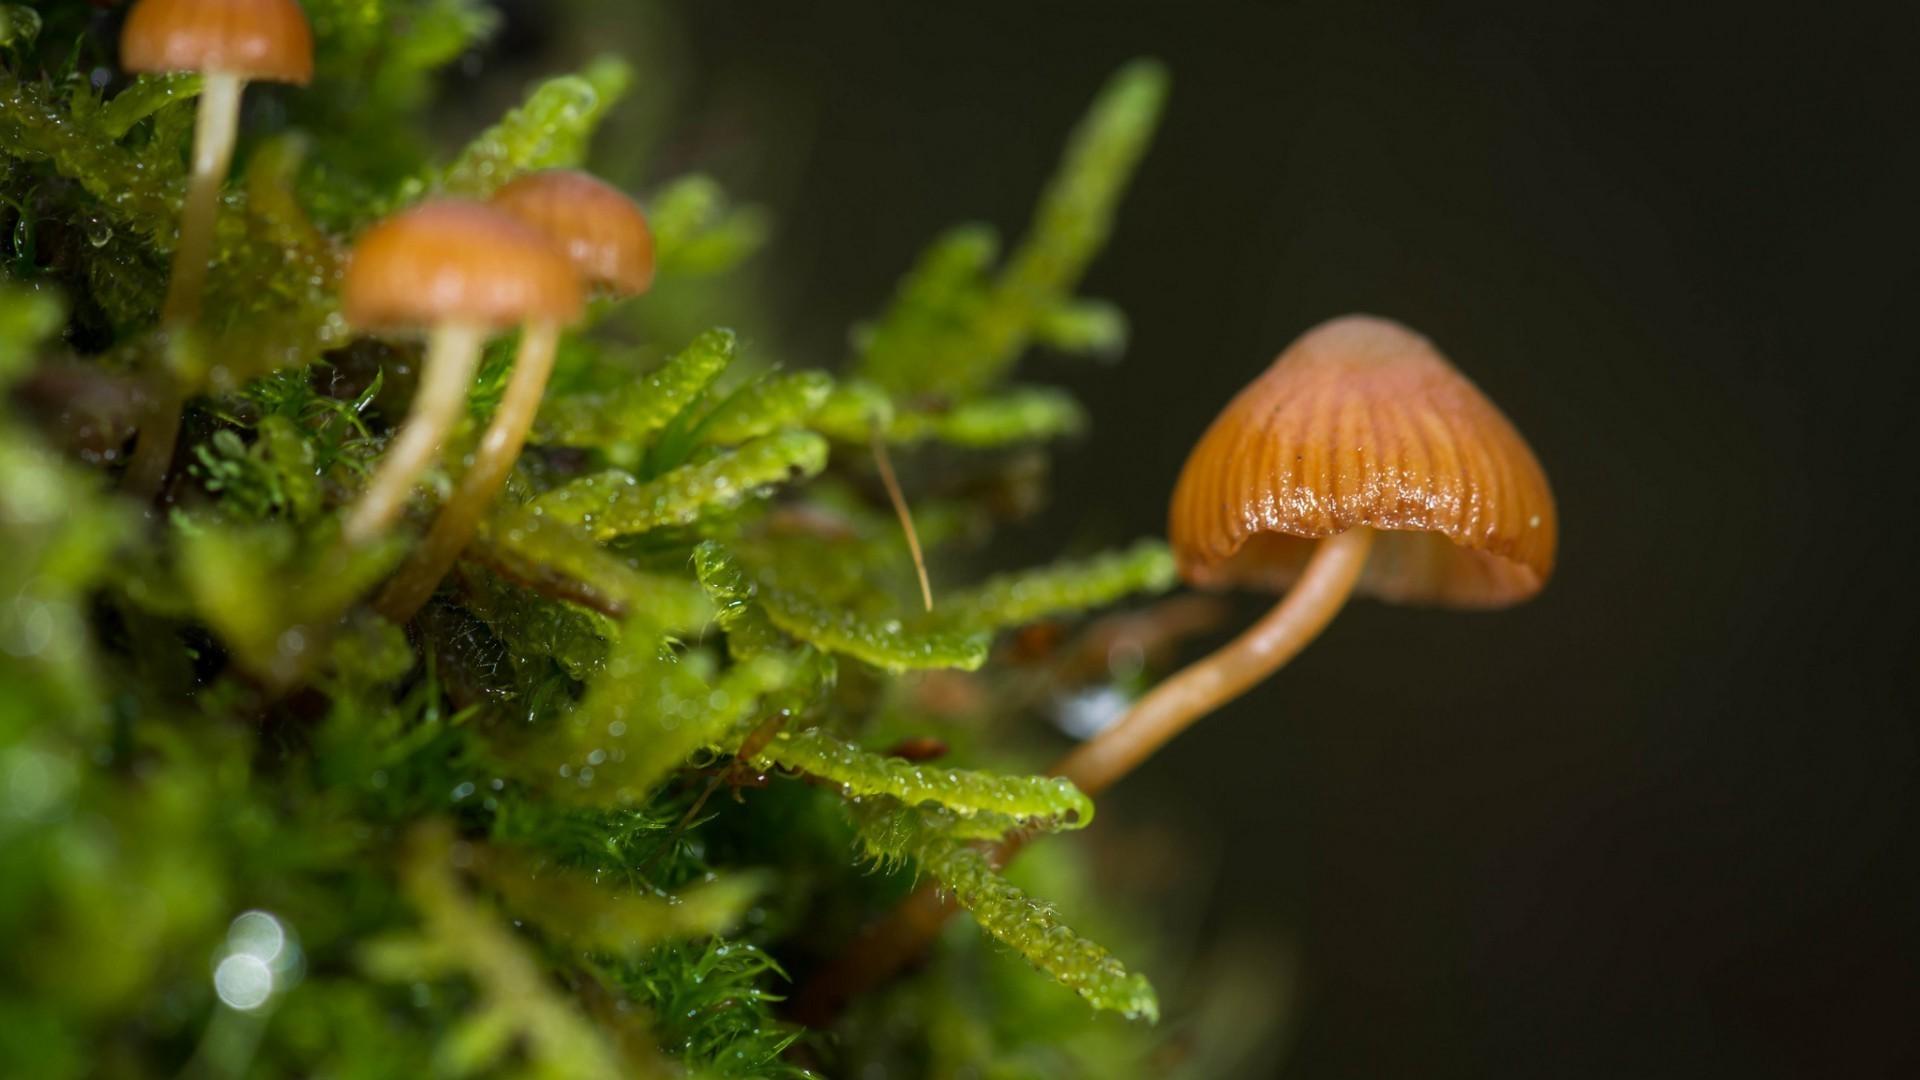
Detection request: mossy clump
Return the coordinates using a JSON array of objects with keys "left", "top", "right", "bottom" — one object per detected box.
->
[{"left": 0, "top": 4, "right": 1237, "bottom": 1076}]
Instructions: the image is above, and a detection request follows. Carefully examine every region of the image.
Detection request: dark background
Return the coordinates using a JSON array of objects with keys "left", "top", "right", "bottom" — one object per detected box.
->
[{"left": 530, "top": 2, "right": 1914, "bottom": 1075}]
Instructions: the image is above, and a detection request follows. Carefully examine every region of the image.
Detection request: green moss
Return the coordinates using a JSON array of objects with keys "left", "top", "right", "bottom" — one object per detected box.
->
[
  {"left": 536, "top": 328, "right": 733, "bottom": 449},
  {"left": 856, "top": 60, "right": 1167, "bottom": 399},
  {"left": 850, "top": 804, "right": 1157, "bottom": 1023},
  {"left": 1, "top": 11, "right": 1178, "bottom": 1074},
  {"left": 527, "top": 429, "right": 829, "bottom": 539},
  {"left": 944, "top": 540, "right": 1178, "bottom": 631}
]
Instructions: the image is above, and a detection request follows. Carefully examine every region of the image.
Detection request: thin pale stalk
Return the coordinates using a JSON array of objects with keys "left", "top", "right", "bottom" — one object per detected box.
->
[
  {"left": 162, "top": 72, "right": 244, "bottom": 325},
  {"left": 343, "top": 322, "right": 488, "bottom": 544},
  {"left": 123, "top": 73, "right": 245, "bottom": 498},
  {"left": 1052, "top": 526, "right": 1373, "bottom": 795},
  {"left": 871, "top": 424, "right": 933, "bottom": 611},
  {"left": 376, "top": 322, "right": 561, "bottom": 620}
]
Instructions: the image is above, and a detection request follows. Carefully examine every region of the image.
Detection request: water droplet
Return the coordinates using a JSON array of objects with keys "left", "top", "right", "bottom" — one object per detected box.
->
[
  {"left": 213, "top": 954, "right": 274, "bottom": 1010},
  {"left": 83, "top": 215, "right": 112, "bottom": 247},
  {"left": 227, "top": 911, "right": 287, "bottom": 964}
]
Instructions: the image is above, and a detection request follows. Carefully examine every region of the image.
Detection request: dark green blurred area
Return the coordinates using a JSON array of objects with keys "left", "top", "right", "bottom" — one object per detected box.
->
[{"left": 515, "top": 1, "right": 1911, "bottom": 1076}]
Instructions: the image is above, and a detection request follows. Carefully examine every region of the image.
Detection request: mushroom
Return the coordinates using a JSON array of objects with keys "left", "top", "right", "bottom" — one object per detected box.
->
[
  {"left": 487, "top": 169, "right": 655, "bottom": 295},
  {"left": 1051, "top": 313, "right": 1557, "bottom": 795},
  {"left": 339, "top": 200, "right": 584, "bottom": 545},
  {"left": 118, "top": 0, "right": 314, "bottom": 496},
  {"left": 121, "top": 0, "right": 314, "bottom": 324},
  {"left": 373, "top": 171, "right": 652, "bottom": 620},
  {"left": 789, "top": 315, "right": 1558, "bottom": 1022}
]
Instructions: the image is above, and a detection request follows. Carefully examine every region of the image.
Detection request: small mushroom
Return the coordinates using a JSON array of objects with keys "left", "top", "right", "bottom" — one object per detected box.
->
[
  {"left": 487, "top": 169, "right": 655, "bottom": 295},
  {"left": 374, "top": 171, "right": 652, "bottom": 620},
  {"left": 339, "top": 200, "right": 584, "bottom": 545},
  {"left": 121, "top": 0, "right": 314, "bottom": 324},
  {"left": 118, "top": 0, "right": 314, "bottom": 497},
  {"left": 1051, "top": 314, "right": 1557, "bottom": 795}
]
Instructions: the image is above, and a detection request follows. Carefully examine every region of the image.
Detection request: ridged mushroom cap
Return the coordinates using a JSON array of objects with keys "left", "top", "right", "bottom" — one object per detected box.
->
[
  {"left": 1168, "top": 314, "right": 1556, "bottom": 608},
  {"left": 489, "top": 170, "right": 655, "bottom": 296},
  {"left": 121, "top": 0, "right": 314, "bottom": 84},
  {"left": 343, "top": 201, "right": 586, "bottom": 332}
]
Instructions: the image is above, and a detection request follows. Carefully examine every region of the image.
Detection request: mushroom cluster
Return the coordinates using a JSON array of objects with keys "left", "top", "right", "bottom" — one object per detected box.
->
[
  {"left": 336, "top": 199, "right": 586, "bottom": 545},
  {"left": 112, "top": 1, "right": 659, "bottom": 615},
  {"left": 338, "top": 171, "right": 656, "bottom": 622},
  {"left": 372, "top": 171, "right": 656, "bottom": 621}
]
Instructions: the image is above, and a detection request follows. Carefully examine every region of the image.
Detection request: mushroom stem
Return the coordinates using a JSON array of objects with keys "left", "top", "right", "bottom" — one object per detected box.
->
[
  {"left": 374, "top": 322, "right": 562, "bottom": 621},
  {"left": 164, "top": 71, "right": 244, "bottom": 325},
  {"left": 121, "top": 382, "right": 183, "bottom": 499},
  {"left": 1052, "top": 525, "right": 1374, "bottom": 796},
  {"left": 122, "top": 72, "right": 246, "bottom": 500},
  {"left": 343, "top": 321, "right": 488, "bottom": 544}
]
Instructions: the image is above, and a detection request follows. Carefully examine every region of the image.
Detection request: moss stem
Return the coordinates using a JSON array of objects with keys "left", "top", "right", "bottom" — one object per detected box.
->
[{"left": 376, "top": 322, "right": 561, "bottom": 620}]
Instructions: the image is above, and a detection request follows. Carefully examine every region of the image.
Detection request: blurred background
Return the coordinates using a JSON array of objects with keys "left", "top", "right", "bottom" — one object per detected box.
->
[{"left": 471, "top": 2, "right": 1914, "bottom": 1076}]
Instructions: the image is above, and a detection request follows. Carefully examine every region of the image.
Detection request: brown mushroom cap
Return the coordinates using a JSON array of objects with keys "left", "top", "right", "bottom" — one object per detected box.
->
[
  {"left": 121, "top": 0, "right": 314, "bottom": 84},
  {"left": 489, "top": 170, "right": 655, "bottom": 296},
  {"left": 1168, "top": 314, "right": 1557, "bottom": 608},
  {"left": 342, "top": 201, "right": 586, "bottom": 332}
]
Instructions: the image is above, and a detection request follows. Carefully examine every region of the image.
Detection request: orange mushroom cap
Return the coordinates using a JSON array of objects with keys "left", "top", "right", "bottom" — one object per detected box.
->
[
  {"left": 342, "top": 201, "right": 587, "bottom": 332},
  {"left": 121, "top": 0, "right": 314, "bottom": 84},
  {"left": 489, "top": 170, "right": 656, "bottom": 296},
  {"left": 1168, "top": 314, "right": 1557, "bottom": 608}
]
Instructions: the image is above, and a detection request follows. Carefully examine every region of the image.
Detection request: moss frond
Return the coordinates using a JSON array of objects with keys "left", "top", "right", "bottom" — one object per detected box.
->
[
  {"left": 855, "top": 60, "right": 1167, "bottom": 399},
  {"left": 521, "top": 618, "right": 794, "bottom": 804},
  {"left": 481, "top": 510, "right": 715, "bottom": 628},
  {"left": 537, "top": 328, "right": 733, "bottom": 448},
  {"left": 456, "top": 561, "right": 617, "bottom": 681},
  {"left": 695, "top": 370, "right": 836, "bottom": 447},
  {"left": 528, "top": 430, "right": 829, "bottom": 540},
  {"left": 692, "top": 538, "right": 789, "bottom": 658},
  {"left": 754, "top": 577, "right": 990, "bottom": 673},
  {"left": 850, "top": 805, "right": 1159, "bottom": 1022},
  {"left": 440, "top": 57, "right": 633, "bottom": 199},
  {"left": 363, "top": 822, "right": 648, "bottom": 1079},
  {"left": 648, "top": 175, "right": 773, "bottom": 278},
  {"left": 92, "top": 73, "right": 202, "bottom": 141},
  {"left": 755, "top": 727, "right": 1092, "bottom": 827},
  {"left": 473, "top": 842, "right": 765, "bottom": 950},
  {"left": 884, "top": 385, "right": 1089, "bottom": 447},
  {"left": 945, "top": 539, "right": 1178, "bottom": 631},
  {"left": 602, "top": 939, "right": 815, "bottom": 1078}
]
